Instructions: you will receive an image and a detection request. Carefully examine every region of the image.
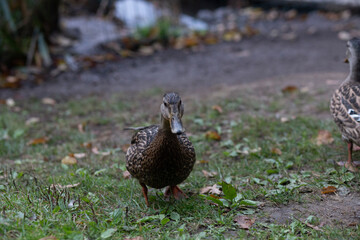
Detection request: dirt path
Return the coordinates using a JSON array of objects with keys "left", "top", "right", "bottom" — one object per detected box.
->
[{"left": 1, "top": 29, "right": 348, "bottom": 101}]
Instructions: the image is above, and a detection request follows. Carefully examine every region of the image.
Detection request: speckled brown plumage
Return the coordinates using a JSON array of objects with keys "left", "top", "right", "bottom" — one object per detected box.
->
[
  {"left": 331, "top": 82, "right": 360, "bottom": 144},
  {"left": 125, "top": 93, "right": 196, "bottom": 206},
  {"left": 126, "top": 125, "right": 195, "bottom": 188},
  {"left": 330, "top": 38, "right": 360, "bottom": 172}
]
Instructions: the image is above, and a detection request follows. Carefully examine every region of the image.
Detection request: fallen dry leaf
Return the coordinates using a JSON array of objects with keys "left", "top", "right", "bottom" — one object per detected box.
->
[
  {"left": 212, "top": 105, "right": 223, "bottom": 114},
  {"left": 123, "top": 170, "right": 131, "bottom": 179},
  {"left": 184, "top": 36, "right": 199, "bottom": 48},
  {"left": 234, "top": 215, "right": 255, "bottom": 230},
  {"left": 27, "top": 137, "right": 48, "bottom": 145},
  {"left": 202, "top": 170, "right": 218, "bottom": 178},
  {"left": 61, "top": 156, "right": 77, "bottom": 165},
  {"left": 92, "top": 147, "right": 110, "bottom": 156},
  {"left": 25, "top": 117, "right": 40, "bottom": 126},
  {"left": 243, "top": 25, "right": 259, "bottom": 37},
  {"left": 124, "top": 237, "right": 144, "bottom": 240},
  {"left": 280, "top": 117, "right": 289, "bottom": 123},
  {"left": 304, "top": 221, "right": 323, "bottom": 232},
  {"left": 81, "top": 142, "right": 92, "bottom": 149},
  {"left": 77, "top": 122, "right": 86, "bottom": 133},
  {"left": 205, "top": 131, "right": 221, "bottom": 141},
  {"left": 315, "top": 130, "right": 334, "bottom": 146},
  {"left": 50, "top": 183, "right": 80, "bottom": 189},
  {"left": 42, "top": 97, "right": 56, "bottom": 105},
  {"left": 293, "top": 216, "right": 324, "bottom": 232},
  {"left": 223, "top": 30, "right": 242, "bottom": 42},
  {"left": 6, "top": 98, "right": 15, "bottom": 107},
  {"left": 200, "top": 184, "right": 221, "bottom": 195},
  {"left": 0, "top": 76, "right": 21, "bottom": 89},
  {"left": 204, "top": 35, "right": 218, "bottom": 45},
  {"left": 120, "top": 50, "right": 134, "bottom": 58},
  {"left": 284, "top": 9, "right": 297, "bottom": 20},
  {"left": 74, "top": 153, "right": 86, "bottom": 159},
  {"left": 39, "top": 236, "right": 58, "bottom": 240},
  {"left": 321, "top": 186, "right": 337, "bottom": 194},
  {"left": 139, "top": 46, "right": 154, "bottom": 56},
  {"left": 271, "top": 147, "right": 282, "bottom": 155},
  {"left": 198, "top": 159, "right": 209, "bottom": 164},
  {"left": 239, "top": 147, "right": 261, "bottom": 155},
  {"left": 321, "top": 11, "right": 342, "bottom": 21},
  {"left": 282, "top": 85, "right": 298, "bottom": 94}
]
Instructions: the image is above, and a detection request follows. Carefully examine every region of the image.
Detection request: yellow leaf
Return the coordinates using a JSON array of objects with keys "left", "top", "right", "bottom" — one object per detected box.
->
[
  {"left": 315, "top": 130, "right": 334, "bottom": 146},
  {"left": 184, "top": 37, "right": 199, "bottom": 48},
  {"left": 321, "top": 186, "right": 337, "bottom": 194},
  {"left": 204, "top": 36, "right": 218, "bottom": 45},
  {"left": 212, "top": 105, "right": 223, "bottom": 113},
  {"left": 198, "top": 159, "right": 209, "bottom": 164},
  {"left": 61, "top": 156, "right": 77, "bottom": 165},
  {"left": 205, "top": 131, "right": 221, "bottom": 141},
  {"left": 27, "top": 137, "right": 48, "bottom": 145},
  {"left": 271, "top": 147, "right": 282, "bottom": 155},
  {"left": 282, "top": 85, "right": 298, "bottom": 94}
]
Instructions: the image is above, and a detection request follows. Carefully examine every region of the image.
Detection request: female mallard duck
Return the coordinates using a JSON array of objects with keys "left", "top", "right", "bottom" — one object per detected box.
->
[
  {"left": 330, "top": 38, "right": 360, "bottom": 172},
  {"left": 126, "top": 92, "right": 196, "bottom": 206}
]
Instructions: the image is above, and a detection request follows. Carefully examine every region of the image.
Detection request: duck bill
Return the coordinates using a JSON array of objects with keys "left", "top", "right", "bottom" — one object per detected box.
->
[
  {"left": 344, "top": 58, "right": 349, "bottom": 63},
  {"left": 170, "top": 115, "right": 184, "bottom": 135}
]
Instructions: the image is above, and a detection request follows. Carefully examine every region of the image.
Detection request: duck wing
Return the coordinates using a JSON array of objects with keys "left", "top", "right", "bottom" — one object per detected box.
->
[
  {"left": 331, "top": 83, "right": 360, "bottom": 143},
  {"left": 125, "top": 125, "right": 159, "bottom": 175}
]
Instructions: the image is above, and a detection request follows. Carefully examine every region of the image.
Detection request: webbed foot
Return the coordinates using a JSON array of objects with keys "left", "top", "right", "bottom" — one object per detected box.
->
[{"left": 164, "top": 186, "right": 188, "bottom": 200}]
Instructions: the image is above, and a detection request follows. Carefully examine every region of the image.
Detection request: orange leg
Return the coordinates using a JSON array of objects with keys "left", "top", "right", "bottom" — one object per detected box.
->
[
  {"left": 345, "top": 142, "right": 359, "bottom": 172},
  {"left": 164, "top": 186, "right": 188, "bottom": 200},
  {"left": 140, "top": 182, "right": 149, "bottom": 207}
]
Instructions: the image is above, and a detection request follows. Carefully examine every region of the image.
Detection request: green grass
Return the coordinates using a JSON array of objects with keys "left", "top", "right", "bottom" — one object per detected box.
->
[{"left": 0, "top": 90, "right": 359, "bottom": 239}]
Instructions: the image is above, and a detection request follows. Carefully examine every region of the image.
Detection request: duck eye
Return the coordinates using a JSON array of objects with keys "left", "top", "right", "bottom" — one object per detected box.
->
[{"left": 163, "top": 102, "right": 168, "bottom": 107}]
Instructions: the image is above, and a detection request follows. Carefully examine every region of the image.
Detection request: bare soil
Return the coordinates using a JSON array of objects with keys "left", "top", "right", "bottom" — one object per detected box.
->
[
  {"left": 0, "top": 30, "right": 348, "bottom": 101},
  {"left": 262, "top": 193, "right": 360, "bottom": 227}
]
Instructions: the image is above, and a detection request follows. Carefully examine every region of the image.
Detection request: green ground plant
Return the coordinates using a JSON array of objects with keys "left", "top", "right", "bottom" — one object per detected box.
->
[{"left": 0, "top": 89, "right": 359, "bottom": 239}]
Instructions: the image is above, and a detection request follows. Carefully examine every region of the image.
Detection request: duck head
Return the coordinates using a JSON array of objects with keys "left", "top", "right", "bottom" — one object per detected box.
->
[
  {"left": 345, "top": 38, "right": 360, "bottom": 65},
  {"left": 160, "top": 92, "right": 184, "bottom": 135}
]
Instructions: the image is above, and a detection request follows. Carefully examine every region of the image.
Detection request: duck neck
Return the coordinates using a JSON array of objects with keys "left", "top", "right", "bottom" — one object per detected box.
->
[
  {"left": 349, "top": 59, "right": 360, "bottom": 82},
  {"left": 160, "top": 115, "right": 173, "bottom": 135}
]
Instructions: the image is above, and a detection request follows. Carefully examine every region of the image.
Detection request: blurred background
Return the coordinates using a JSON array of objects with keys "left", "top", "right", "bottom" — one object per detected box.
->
[{"left": 1, "top": 0, "right": 360, "bottom": 98}]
